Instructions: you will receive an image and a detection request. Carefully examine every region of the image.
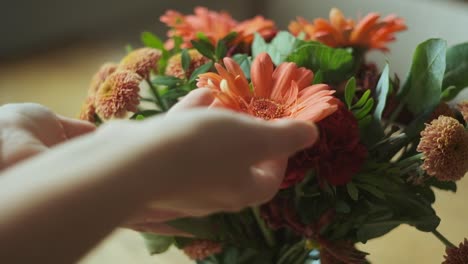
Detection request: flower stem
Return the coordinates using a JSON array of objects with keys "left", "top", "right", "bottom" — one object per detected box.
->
[
  {"left": 277, "top": 239, "right": 304, "bottom": 264},
  {"left": 147, "top": 78, "right": 168, "bottom": 111},
  {"left": 432, "top": 230, "right": 456, "bottom": 248},
  {"left": 251, "top": 206, "right": 276, "bottom": 248}
]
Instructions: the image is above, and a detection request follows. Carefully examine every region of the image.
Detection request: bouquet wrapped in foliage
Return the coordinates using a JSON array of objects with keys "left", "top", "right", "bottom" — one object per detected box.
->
[{"left": 80, "top": 6, "right": 468, "bottom": 264}]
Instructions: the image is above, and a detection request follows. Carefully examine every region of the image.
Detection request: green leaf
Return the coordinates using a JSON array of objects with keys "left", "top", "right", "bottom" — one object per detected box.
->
[
  {"left": 400, "top": 39, "right": 447, "bottom": 114},
  {"left": 335, "top": 200, "right": 351, "bottom": 214},
  {"left": 141, "top": 233, "right": 174, "bottom": 254},
  {"left": 344, "top": 77, "right": 356, "bottom": 109},
  {"left": 222, "top": 32, "right": 238, "bottom": 43},
  {"left": 167, "top": 216, "right": 223, "bottom": 240},
  {"left": 189, "top": 61, "right": 214, "bottom": 83},
  {"left": 125, "top": 44, "right": 133, "bottom": 53},
  {"left": 442, "top": 42, "right": 468, "bottom": 100},
  {"left": 347, "top": 182, "right": 359, "bottom": 201},
  {"left": 181, "top": 49, "right": 191, "bottom": 72},
  {"left": 353, "top": 98, "right": 374, "bottom": 120},
  {"left": 253, "top": 31, "right": 302, "bottom": 65},
  {"left": 356, "top": 183, "right": 385, "bottom": 199},
  {"left": 356, "top": 221, "right": 400, "bottom": 242},
  {"left": 312, "top": 70, "right": 323, "bottom": 84},
  {"left": 173, "top": 36, "right": 183, "bottom": 53},
  {"left": 287, "top": 43, "right": 354, "bottom": 84},
  {"left": 425, "top": 177, "right": 457, "bottom": 192},
  {"left": 141, "top": 31, "right": 165, "bottom": 50},
  {"left": 353, "top": 90, "right": 371, "bottom": 109},
  {"left": 130, "top": 110, "right": 162, "bottom": 119},
  {"left": 232, "top": 54, "right": 253, "bottom": 79},
  {"left": 152, "top": 76, "right": 184, "bottom": 87},
  {"left": 215, "top": 40, "right": 228, "bottom": 60},
  {"left": 191, "top": 39, "right": 215, "bottom": 60}
]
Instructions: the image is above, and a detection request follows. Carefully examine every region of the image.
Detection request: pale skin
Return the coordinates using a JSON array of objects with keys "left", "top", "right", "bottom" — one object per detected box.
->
[{"left": 0, "top": 88, "right": 318, "bottom": 264}]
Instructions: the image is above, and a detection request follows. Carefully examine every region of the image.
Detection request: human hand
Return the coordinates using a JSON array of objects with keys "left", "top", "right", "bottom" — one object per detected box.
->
[
  {"left": 117, "top": 88, "right": 319, "bottom": 235},
  {"left": 0, "top": 103, "right": 96, "bottom": 170}
]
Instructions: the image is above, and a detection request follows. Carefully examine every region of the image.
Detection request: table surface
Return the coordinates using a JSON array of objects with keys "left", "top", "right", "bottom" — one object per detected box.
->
[{"left": 1, "top": 43, "right": 467, "bottom": 264}]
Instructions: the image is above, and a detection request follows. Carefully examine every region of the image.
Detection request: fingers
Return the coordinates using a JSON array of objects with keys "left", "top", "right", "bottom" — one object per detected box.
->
[
  {"left": 233, "top": 117, "right": 319, "bottom": 162},
  {"left": 246, "top": 159, "right": 288, "bottom": 205},
  {"left": 56, "top": 115, "right": 96, "bottom": 139},
  {"left": 168, "top": 88, "right": 215, "bottom": 114}
]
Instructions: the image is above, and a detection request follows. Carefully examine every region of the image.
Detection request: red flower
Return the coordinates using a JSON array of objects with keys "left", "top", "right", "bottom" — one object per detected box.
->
[
  {"left": 443, "top": 238, "right": 468, "bottom": 264},
  {"left": 283, "top": 106, "right": 367, "bottom": 187}
]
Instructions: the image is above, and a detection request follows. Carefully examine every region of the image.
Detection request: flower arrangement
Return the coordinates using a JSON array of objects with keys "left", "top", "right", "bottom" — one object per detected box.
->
[{"left": 80, "top": 6, "right": 468, "bottom": 264}]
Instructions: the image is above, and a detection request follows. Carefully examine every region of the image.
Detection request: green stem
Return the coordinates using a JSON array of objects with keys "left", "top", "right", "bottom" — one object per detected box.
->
[
  {"left": 432, "top": 230, "right": 456, "bottom": 248},
  {"left": 147, "top": 78, "right": 168, "bottom": 111},
  {"left": 397, "top": 153, "right": 423, "bottom": 167},
  {"left": 251, "top": 207, "right": 276, "bottom": 248},
  {"left": 277, "top": 240, "right": 304, "bottom": 264}
]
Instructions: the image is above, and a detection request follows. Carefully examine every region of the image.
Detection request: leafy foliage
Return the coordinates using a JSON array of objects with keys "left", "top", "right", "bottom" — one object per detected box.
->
[
  {"left": 252, "top": 31, "right": 304, "bottom": 65},
  {"left": 442, "top": 42, "right": 468, "bottom": 100}
]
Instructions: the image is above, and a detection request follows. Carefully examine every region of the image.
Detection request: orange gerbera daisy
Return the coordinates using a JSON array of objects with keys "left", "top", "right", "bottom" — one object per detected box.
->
[
  {"left": 197, "top": 52, "right": 338, "bottom": 122},
  {"left": 160, "top": 7, "right": 277, "bottom": 49},
  {"left": 289, "top": 8, "right": 406, "bottom": 51}
]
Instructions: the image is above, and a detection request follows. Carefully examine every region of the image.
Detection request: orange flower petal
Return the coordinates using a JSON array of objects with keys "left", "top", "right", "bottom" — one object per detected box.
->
[{"left": 251, "top": 52, "right": 275, "bottom": 98}]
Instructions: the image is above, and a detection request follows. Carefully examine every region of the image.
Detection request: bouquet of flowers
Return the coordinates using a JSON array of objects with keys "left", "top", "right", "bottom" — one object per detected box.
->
[{"left": 79, "top": 6, "right": 468, "bottom": 264}]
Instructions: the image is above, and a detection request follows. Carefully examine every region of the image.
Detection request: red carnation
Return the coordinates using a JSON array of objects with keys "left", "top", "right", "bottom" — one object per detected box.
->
[{"left": 283, "top": 107, "right": 367, "bottom": 187}]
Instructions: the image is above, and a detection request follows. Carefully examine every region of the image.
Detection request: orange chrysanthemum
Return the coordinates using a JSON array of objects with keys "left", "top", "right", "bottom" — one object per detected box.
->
[
  {"left": 417, "top": 116, "right": 468, "bottom": 181},
  {"left": 88, "top": 63, "right": 118, "bottom": 96},
  {"left": 119, "top": 48, "right": 162, "bottom": 79},
  {"left": 165, "top": 49, "right": 210, "bottom": 79},
  {"left": 289, "top": 8, "right": 407, "bottom": 51},
  {"left": 183, "top": 240, "right": 223, "bottom": 260},
  {"left": 197, "top": 52, "right": 339, "bottom": 122},
  {"left": 457, "top": 100, "right": 468, "bottom": 123},
  {"left": 95, "top": 70, "right": 142, "bottom": 119},
  {"left": 78, "top": 96, "right": 97, "bottom": 123},
  {"left": 160, "top": 7, "right": 277, "bottom": 48}
]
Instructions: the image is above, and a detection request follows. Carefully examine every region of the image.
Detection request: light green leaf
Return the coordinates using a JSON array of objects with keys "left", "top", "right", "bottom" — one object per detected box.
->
[
  {"left": 374, "top": 64, "right": 390, "bottom": 122},
  {"left": 400, "top": 39, "right": 447, "bottom": 114},
  {"left": 353, "top": 90, "right": 371, "bottom": 109},
  {"left": 141, "top": 32, "right": 165, "bottom": 50},
  {"left": 141, "top": 233, "right": 174, "bottom": 255},
  {"left": 232, "top": 54, "right": 253, "bottom": 79},
  {"left": 252, "top": 31, "right": 302, "bottom": 65},
  {"left": 442, "top": 42, "right": 468, "bottom": 100},
  {"left": 287, "top": 43, "right": 354, "bottom": 84}
]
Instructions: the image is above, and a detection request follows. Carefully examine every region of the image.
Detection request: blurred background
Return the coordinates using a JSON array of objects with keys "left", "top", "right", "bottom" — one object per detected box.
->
[{"left": 1, "top": 0, "right": 467, "bottom": 263}]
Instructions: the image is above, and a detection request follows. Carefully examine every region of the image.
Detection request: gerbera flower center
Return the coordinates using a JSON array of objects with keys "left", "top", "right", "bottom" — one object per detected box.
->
[{"left": 248, "top": 97, "right": 284, "bottom": 120}]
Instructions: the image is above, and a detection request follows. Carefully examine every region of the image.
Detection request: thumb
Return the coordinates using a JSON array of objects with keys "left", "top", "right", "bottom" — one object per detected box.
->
[{"left": 57, "top": 116, "right": 96, "bottom": 139}]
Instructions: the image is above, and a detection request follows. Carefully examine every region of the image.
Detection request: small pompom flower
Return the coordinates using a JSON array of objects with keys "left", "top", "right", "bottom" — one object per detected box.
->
[
  {"left": 165, "top": 49, "right": 210, "bottom": 79},
  {"left": 79, "top": 96, "right": 97, "bottom": 123},
  {"left": 88, "top": 63, "right": 118, "bottom": 96},
  {"left": 95, "top": 70, "right": 142, "bottom": 119},
  {"left": 119, "top": 48, "right": 162, "bottom": 79},
  {"left": 443, "top": 239, "right": 468, "bottom": 264},
  {"left": 183, "top": 240, "right": 223, "bottom": 260},
  {"left": 417, "top": 116, "right": 468, "bottom": 181},
  {"left": 457, "top": 100, "right": 468, "bottom": 123}
]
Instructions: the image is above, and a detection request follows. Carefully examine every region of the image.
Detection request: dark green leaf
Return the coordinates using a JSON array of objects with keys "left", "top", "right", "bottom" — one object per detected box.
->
[
  {"left": 181, "top": 49, "right": 191, "bottom": 72},
  {"left": 191, "top": 39, "right": 215, "bottom": 60},
  {"left": 400, "top": 39, "right": 447, "bottom": 114},
  {"left": 425, "top": 177, "right": 457, "bottom": 192},
  {"left": 253, "top": 31, "right": 302, "bottom": 65},
  {"left": 335, "top": 200, "right": 351, "bottom": 213},
  {"left": 189, "top": 61, "right": 214, "bottom": 83},
  {"left": 141, "top": 31, "right": 165, "bottom": 50},
  {"left": 222, "top": 32, "right": 238, "bottom": 43},
  {"left": 356, "top": 183, "right": 385, "bottom": 199},
  {"left": 130, "top": 110, "right": 162, "bottom": 119},
  {"left": 152, "top": 76, "right": 184, "bottom": 87},
  {"left": 347, "top": 182, "right": 359, "bottom": 201},
  {"left": 356, "top": 221, "right": 400, "bottom": 242},
  {"left": 141, "top": 233, "right": 174, "bottom": 254},
  {"left": 287, "top": 43, "right": 354, "bottom": 83},
  {"left": 215, "top": 40, "right": 228, "bottom": 60},
  {"left": 312, "top": 70, "right": 323, "bottom": 84},
  {"left": 344, "top": 77, "right": 356, "bottom": 109},
  {"left": 442, "top": 42, "right": 468, "bottom": 100}
]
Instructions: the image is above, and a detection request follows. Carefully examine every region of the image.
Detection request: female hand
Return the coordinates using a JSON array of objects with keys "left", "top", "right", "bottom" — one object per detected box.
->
[{"left": 0, "top": 103, "right": 95, "bottom": 170}]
